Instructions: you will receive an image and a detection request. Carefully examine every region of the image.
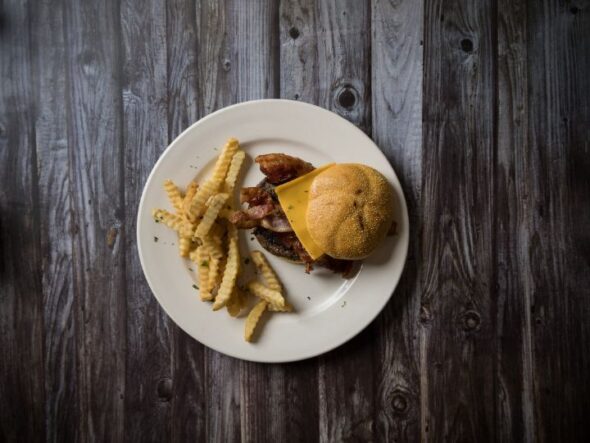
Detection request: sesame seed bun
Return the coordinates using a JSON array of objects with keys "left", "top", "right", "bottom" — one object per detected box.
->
[{"left": 306, "top": 164, "right": 394, "bottom": 260}]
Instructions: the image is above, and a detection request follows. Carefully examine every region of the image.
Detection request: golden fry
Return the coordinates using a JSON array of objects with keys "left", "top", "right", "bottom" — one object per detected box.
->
[
  {"left": 247, "top": 280, "right": 285, "bottom": 310},
  {"left": 212, "top": 224, "right": 240, "bottom": 310},
  {"left": 244, "top": 300, "right": 267, "bottom": 342},
  {"left": 164, "top": 179, "right": 184, "bottom": 212},
  {"left": 187, "top": 139, "right": 239, "bottom": 222},
  {"left": 195, "top": 193, "right": 229, "bottom": 239},
  {"left": 251, "top": 250, "right": 282, "bottom": 292},
  {"left": 193, "top": 246, "right": 213, "bottom": 301},
  {"left": 224, "top": 150, "right": 246, "bottom": 194}
]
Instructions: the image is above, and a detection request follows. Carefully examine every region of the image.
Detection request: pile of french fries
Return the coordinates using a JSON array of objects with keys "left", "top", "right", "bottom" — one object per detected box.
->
[{"left": 152, "top": 138, "right": 291, "bottom": 341}]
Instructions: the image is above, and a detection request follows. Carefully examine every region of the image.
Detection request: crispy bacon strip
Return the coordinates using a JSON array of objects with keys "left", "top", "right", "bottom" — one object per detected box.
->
[
  {"left": 240, "top": 187, "right": 273, "bottom": 206},
  {"left": 255, "top": 153, "right": 314, "bottom": 184}
]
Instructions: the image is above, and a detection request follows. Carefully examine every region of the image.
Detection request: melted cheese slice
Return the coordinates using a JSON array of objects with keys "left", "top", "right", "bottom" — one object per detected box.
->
[{"left": 275, "top": 163, "right": 335, "bottom": 259}]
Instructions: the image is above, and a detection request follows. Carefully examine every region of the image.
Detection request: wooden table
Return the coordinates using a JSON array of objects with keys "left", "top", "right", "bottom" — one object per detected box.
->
[{"left": 1, "top": 0, "right": 589, "bottom": 441}]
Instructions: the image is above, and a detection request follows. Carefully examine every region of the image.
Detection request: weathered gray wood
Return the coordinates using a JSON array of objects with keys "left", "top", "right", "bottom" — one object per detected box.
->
[
  {"left": 226, "top": 2, "right": 290, "bottom": 442},
  {"left": 31, "top": 0, "right": 78, "bottom": 441},
  {"left": 195, "top": 2, "right": 241, "bottom": 441},
  {"left": 525, "top": 1, "right": 590, "bottom": 441},
  {"left": 313, "top": 2, "right": 375, "bottom": 442},
  {"left": 63, "top": 0, "right": 126, "bottom": 439},
  {"left": 371, "top": 0, "right": 423, "bottom": 441},
  {"left": 166, "top": 1, "right": 207, "bottom": 442},
  {"left": 0, "top": 1, "right": 45, "bottom": 441},
  {"left": 278, "top": 4, "right": 322, "bottom": 442},
  {"left": 422, "top": 0, "right": 496, "bottom": 440},
  {"left": 120, "top": 0, "right": 173, "bottom": 440},
  {"left": 496, "top": 0, "right": 535, "bottom": 441}
]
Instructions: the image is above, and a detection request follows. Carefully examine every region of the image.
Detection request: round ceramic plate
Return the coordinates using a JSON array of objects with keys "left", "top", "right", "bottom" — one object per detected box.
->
[{"left": 137, "top": 100, "right": 409, "bottom": 363}]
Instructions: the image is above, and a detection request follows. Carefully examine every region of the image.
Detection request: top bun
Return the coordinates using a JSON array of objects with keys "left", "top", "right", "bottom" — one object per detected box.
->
[{"left": 306, "top": 164, "right": 394, "bottom": 260}]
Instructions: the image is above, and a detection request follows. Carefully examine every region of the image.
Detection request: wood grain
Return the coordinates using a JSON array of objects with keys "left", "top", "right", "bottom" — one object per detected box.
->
[
  {"left": 422, "top": 0, "right": 496, "bottom": 440},
  {"left": 166, "top": 1, "right": 207, "bottom": 442},
  {"left": 120, "top": 0, "right": 173, "bottom": 440},
  {"left": 63, "top": 0, "right": 126, "bottom": 439},
  {"left": 31, "top": 0, "right": 78, "bottom": 441},
  {"left": 226, "top": 2, "right": 290, "bottom": 442},
  {"left": 195, "top": 2, "right": 241, "bottom": 441},
  {"left": 2, "top": 1, "right": 590, "bottom": 441},
  {"left": 0, "top": 1, "right": 45, "bottom": 441},
  {"left": 314, "top": 2, "right": 375, "bottom": 442},
  {"left": 496, "top": 0, "right": 535, "bottom": 440},
  {"left": 371, "top": 0, "right": 423, "bottom": 441},
  {"left": 526, "top": 1, "right": 590, "bottom": 441}
]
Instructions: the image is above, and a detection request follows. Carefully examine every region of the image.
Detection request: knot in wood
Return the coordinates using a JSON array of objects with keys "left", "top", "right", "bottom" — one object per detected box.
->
[
  {"left": 222, "top": 59, "right": 231, "bottom": 72},
  {"left": 289, "top": 27, "right": 300, "bottom": 40},
  {"left": 420, "top": 304, "right": 432, "bottom": 324},
  {"left": 462, "top": 310, "right": 481, "bottom": 331},
  {"left": 336, "top": 85, "right": 358, "bottom": 110},
  {"left": 157, "top": 377, "right": 173, "bottom": 402},
  {"left": 461, "top": 39, "right": 474, "bottom": 53},
  {"left": 391, "top": 391, "right": 409, "bottom": 415}
]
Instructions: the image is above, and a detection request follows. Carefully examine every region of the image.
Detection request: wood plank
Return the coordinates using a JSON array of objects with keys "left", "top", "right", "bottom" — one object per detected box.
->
[
  {"left": 0, "top": 1, "right": 45, "bottom": 441},
  {"left": 371, "top": 0, "right": 423, "bottom": 441},
  {"left": 525, "top": 1, "right": 590, "bottom": 440},
  {"left": 63, "top": 0, "right": 126, "bottom": 439},
  {"left": 30, "top": 0, "right": 78, "bottom": 440},
  {"left": 226, "top": 1, "right": 290, "bottom": 442},
  {"left": 276, "top": 4, "right": 323, "bottom": 441},
  {"left": 421, "top": 0, "right": 496, "bottom": 440},
  {"left": 119, "top": 0, "right": 173, "bottom": 440},
  {"left": 312, "top": 2, "right": 375, "bottom": 442},
  {"left": 495, "top": 0, "right": 535, "bottom": 440},
  {"left": 195, "top": 2, "right": 241, "bottom": 441},
  {"left": 166, "top": 1, "right": 207, "bottom": 442}
]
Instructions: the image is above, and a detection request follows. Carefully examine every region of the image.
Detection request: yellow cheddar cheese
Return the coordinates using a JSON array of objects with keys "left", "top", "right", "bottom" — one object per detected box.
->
[{"left": 275, "top": 163, "right": 335, "bottom": 259}]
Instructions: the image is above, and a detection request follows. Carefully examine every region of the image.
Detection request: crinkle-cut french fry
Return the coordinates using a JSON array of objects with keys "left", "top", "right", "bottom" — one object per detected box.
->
[
  {"left": 195, "top": 193, "right": 229, "bottom": 239},
  {"left": 268, "top": 301, "right": 294, "bottom": 312},
  {"left": 187, "top": 139, "right": 239, "bottom": 222},
  {"left": 247, "top": 280, "right": 285, "bottom": 310},
  {"left": 207, "top": 255, "right": 224, "bottom": 297},
  {"left": 178, "top": 236, "right": 192, "bottom": 258},
  {"left": 182, "top": 181, "right": 198, "bottom": 217},
  {"left": 164, "top": 179, "right": 184, "bottom": 212},
  {"left": 152, "top": 209, "right": 184, "bottom": 232},
  {"left": 250, "top": 250, "right": 281, "bottom": 292},
  {"left": 224, "top": 150, "right": 246, "bottom": 194},
  {"left": 202, "top": 235, "right": 223, "bottom": 259},
  {"left": 226, "top": 288, "right": 241, "bottom": 317},
  {"left": 244, "top": 300, "right": 267, "bottom": 342},
  {"left": 212, "top": 224, "right": 240, "bottom": 310},
  {"left": 209, "top": 222, "right": 225, "bottom": 244},
  {"left": 192, "top": 246, "right": 213, "bottom": 301}
]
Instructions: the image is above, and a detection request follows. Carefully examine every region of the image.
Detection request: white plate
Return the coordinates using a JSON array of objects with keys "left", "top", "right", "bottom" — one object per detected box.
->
[{"left": 137, "top": 100, "right": 409, "bottom": 363}]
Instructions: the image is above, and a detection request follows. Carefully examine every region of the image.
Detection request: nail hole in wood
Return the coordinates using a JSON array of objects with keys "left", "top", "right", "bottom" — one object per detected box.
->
[
  {"left": 570, "top": 6, "right": 579, "bottom": 14},
  {"left": 157, "top": 378, "right": 173, "bottom": 402},
  {"left": 461, "top": 39, "right": 473, "bottom": 53},
  {"left": 289, "top": 27, "right": 300, "bottom": 39},
  {"left": 222, "top": 59, "right": 231, "bottom": 72}
]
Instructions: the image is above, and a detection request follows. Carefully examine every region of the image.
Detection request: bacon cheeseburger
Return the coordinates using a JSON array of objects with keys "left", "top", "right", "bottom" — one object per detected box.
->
[{"left": 229, "top": 154, "right": 394, "bottom": 276}]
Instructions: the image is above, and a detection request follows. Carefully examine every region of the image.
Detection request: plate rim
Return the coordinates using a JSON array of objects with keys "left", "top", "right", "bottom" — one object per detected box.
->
[{"left": 136, "top": 99, "right": 409, "bottom": 363}]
